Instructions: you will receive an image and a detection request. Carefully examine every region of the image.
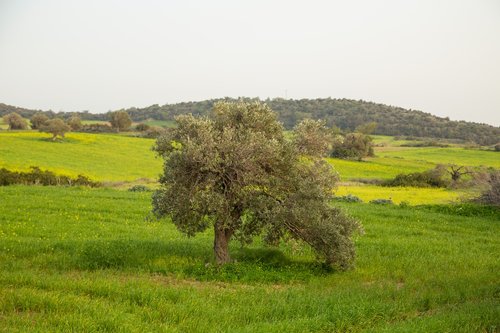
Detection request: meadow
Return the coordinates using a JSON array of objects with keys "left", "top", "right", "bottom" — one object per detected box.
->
[
  {"left": 0, "top": 185, "right": 498, "bottom": 332},
  {"left": 0, "top": 132, "right": 162, "bottom": 182}
]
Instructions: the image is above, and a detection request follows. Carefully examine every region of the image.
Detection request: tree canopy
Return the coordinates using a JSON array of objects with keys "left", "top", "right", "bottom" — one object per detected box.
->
[
  {"left": 152, "top": 101, "right": 361, "bottom": 269},
  {"left": 40, "top": 118, "right": 71, "bottom": 140},
  {"left": 110, "top": 111, "right": 132, "bottom": 132},
  {"left": 30, "top": 112, "right": 49, "bottom": 130},
  {"left": 3, "top": 112, "right": 27, "bottom": 130}
]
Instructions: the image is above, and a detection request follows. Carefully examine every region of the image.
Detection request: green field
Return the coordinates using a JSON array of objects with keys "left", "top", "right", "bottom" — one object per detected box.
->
[
  {"left": 379, "top": 147, "right": 500, "bottom": 168},
  {"left": 0, "top": 132, "right": 162, "bottom": 182},
  {"left": 0, "top": 186, "right": 498, "bottom": 332},
  {"left": 2, "top": 131, "right": 493, "bottom": 184}
]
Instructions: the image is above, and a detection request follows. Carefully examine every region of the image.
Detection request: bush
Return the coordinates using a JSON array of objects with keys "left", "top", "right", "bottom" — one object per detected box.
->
[
  {"left": 382, "top": 167, "right": 448, "bottom": 188},
  {"left": 0, "top": 167, "right": 100, "bottom": 187},
  {"left": 138, "top": 126, "right": 167, "bottom": 138},
  {"left": 79, "top": 123, "right": 114, "bottom": 133},
  {"left": 472, "top": 171, "right": 500, "bottom": 207},
  {"left": 333, "top": 194, "right": 363, "bottom": 203},
  {"left": 370, "top": 199, "right": 393, "bottom": 205},
  {"left": 128, "top": 185, "right": 151, "bottom": 192},
  {"left": 330, "top": 133, "right": 374, "bottom": 161},
  {"left": 135, "top": 123, "right": 150, "bottom": 131}
]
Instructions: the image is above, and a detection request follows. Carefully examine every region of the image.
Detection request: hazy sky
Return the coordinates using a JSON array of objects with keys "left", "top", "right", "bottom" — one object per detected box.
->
[{"left": 0, "top": 0, "right": 499, "bottom": 125}]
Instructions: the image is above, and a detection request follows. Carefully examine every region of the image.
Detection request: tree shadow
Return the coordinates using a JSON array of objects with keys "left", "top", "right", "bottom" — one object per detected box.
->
[{"left": 61, "top": 238, "right": 332, "bottom": 283}]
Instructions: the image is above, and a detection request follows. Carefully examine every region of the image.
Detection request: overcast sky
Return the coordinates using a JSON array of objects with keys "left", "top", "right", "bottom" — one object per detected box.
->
[{"left": 0, "top": 0, "right": 499, "bottom": 125}]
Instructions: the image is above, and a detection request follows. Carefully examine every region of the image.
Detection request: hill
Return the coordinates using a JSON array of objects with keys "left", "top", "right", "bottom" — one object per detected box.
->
[{"left": 1, "top": 98, "right": 499, "bottom": 145}]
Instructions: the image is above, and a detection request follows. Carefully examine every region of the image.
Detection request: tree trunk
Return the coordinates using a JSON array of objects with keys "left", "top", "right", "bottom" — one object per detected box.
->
[{"left": 214, "top": 225, "right": 233, "bottom": 265}]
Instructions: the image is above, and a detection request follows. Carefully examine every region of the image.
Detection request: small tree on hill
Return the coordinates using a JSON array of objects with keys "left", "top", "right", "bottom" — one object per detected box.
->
[
  {"left": 30, "top": 112, "right": 49, "bottom": 129},
  {"left": 3, "top": 112, "right": 28, "bottom": 130},
  {"left": 67, "top": 115, "right": 82, "bottom": 131},
  {"left": 331, "top": 132, "right": 374, "bottom": 161},
  {"left": 293, "top": 119, "right": 332, "bottom": 157},
  {"left": 40, "top": 118, "right": 71, "bottom": 140},
  {"left": 152, "top": 101, "right": 361, "bottom": 269},
  {"left": 110, "top": 111, "right": 132, "bottom": 132}
]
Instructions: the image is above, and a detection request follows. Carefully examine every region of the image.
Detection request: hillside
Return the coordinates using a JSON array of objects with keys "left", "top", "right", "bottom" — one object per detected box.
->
[{"left": 1, "top": 98, "right": 499, "bottom": 145}]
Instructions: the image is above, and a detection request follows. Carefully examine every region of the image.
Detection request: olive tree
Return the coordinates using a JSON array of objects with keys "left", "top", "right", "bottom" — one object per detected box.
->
[
  {"left": 30, "top": 112, "right": 49, "bottom": 130},
  {"left": 67, "top": 115, "right": 82, "bottom": 131},
  {"left": 110, "top": 110, "right": 132, "bottom": 132},
  {"left": 331, "top": 133, "right": 374, "bottom": 161},
  {"left": 152, "top": 102, "right": 361, "bottom": 269},
  {"left": 40, "top": 118, "right": 71, "bottom": 140},
  {"left": 3, "top": 112, "right": 28, "bottom": 130},
  {"left": 293, "top": 119, "right": 333, "bottom": 157}
]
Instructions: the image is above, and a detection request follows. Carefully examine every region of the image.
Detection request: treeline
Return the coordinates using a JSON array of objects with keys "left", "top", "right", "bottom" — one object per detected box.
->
[
  {"left": 1, "top": 98, "right": 499, "bottom": 145},
  {"left": 0, "top": 167, "right": 100, "bottom": 187}
]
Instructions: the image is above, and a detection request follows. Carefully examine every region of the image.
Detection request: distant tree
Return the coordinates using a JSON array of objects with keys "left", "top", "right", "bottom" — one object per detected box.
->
[
  {"left": 67, "top": 115, "right": 82, "bottom": 131},
  {"left": 494, "top": 144, "right": 500, "bottom": 152},
  {"left": 293, "top": 119, "right": 332, "bottom": 157},
  {"left": 3, "top": 112, "right": 28, "bottom": 130},
  {"left": 447, "top": 165, "right": 472, "bottom": 182},
  {"left": 152, "top": 101, "right": 361, "bottom": 268},
  {"left": 135, "top": 123, "right": 150, "bottom": 132},
  {"left": 331, "top": 133, "right": 374, "bottom": 161},
  {"left": 40, "top": 118, "right": 71, "bottom": 140},
  {"left": 30, "top": 112, "right": 49, "bottom": 130},
  {"left": 110, "top": 111, "right": 132, "bottom": 132}
]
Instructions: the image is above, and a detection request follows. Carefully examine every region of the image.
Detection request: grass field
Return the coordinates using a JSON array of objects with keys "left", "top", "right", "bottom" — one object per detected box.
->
[
  {"left": 1, "top": 131, "right": 495, "bottom": 184},
  {"left": 380, "top": 147, "right": 500, "bottom": 168},
  {"left": 328, "top": 157, "right": 433, "bottom": 180},
  {"left": 0, "top": 186, "right": 498, "bottom": 332},
  {"left": 0, "top": 132, "right": 162, "bottom": 182}
]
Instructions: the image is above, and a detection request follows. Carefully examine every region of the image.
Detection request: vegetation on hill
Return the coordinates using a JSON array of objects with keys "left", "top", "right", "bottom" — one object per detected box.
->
[{"left": 2, "top": 98, "right": 498, "bottom": 145}]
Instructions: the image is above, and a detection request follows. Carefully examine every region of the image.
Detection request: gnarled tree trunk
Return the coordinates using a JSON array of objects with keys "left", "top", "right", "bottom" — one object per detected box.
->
[{"left": 214, "top": 224, "right": 233, "bottom": 265}]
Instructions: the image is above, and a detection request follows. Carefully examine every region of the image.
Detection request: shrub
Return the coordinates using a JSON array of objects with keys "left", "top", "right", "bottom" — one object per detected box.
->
[
  {"left": 472, "top": 171, "right": 500, "bottom": 206},
  {"left": 370, "top": 199, "right": 393, "bottom": 205},
  {"left": 128, "top": 185, "right": 151, "bottom": 192},
  {"left": 138, "top": 126, "right": 167, "bottom": 138},
  {"left": 135, "top": 123, "right": 150, "bottom": 132},
  {"left": 382, "top": 167, "right": 448, "bottom": 188},
  {"left": 333, "top": 194, "right": 363, "bottom": 203},
  {"left": 79, "top": 123, "right": 114, "bottom": 133},
  {"left": 330, "top": 133, "right": 374, "bottom": 161}
]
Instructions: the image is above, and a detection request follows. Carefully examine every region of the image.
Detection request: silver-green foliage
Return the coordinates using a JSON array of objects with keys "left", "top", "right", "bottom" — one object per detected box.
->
[{"left": 152, "top": 101, "right": 361, "bottom": 269}]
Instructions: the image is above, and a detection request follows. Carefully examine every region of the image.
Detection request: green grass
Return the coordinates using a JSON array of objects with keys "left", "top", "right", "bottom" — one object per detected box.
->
[
  {"left": 336, "top": 185, "right": 468, "bottom": 205},
  {"left": 380, "top": 147, "right": 500, "bottom": 168},
  {"left": 0, "top": 132, "right": 162, "bottom": 182},
  {"left": 0, "top": 186, "right": 498, "bottom": 332},
  {"left": 328, "top": 157, "right": 432, "bottom": 180},
  {"left": 140, "top": 119, "right": 176, "bottom": 128}
]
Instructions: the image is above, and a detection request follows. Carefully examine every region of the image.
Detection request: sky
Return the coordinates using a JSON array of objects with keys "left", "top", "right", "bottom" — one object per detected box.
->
[{"left": 0, "top": 0, "right": 499, "bottom": 126}]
